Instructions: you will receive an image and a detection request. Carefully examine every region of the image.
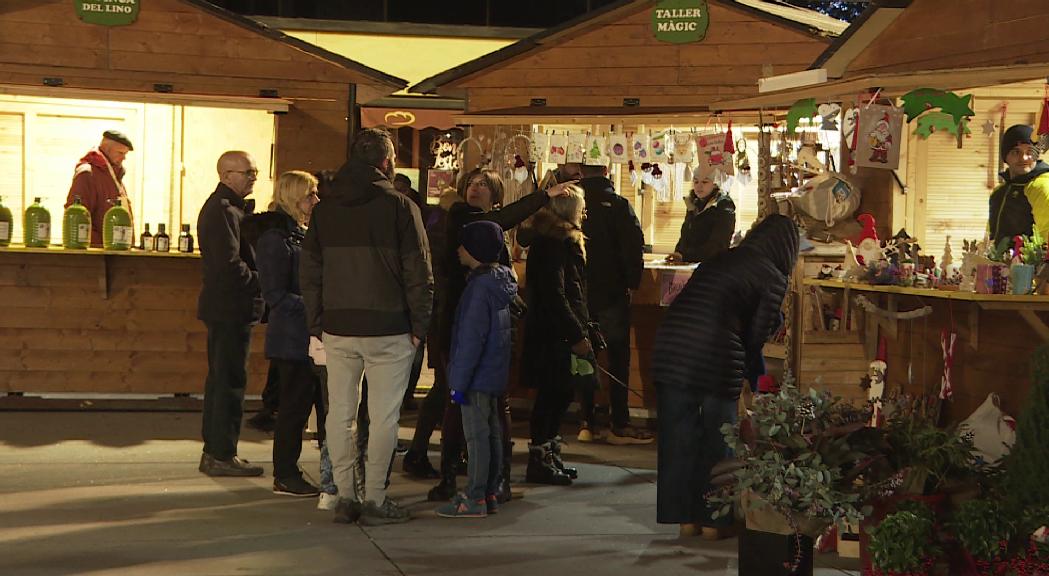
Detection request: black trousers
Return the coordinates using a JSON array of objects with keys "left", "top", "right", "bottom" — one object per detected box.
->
[
  {"left": 408, "top": 356, "right": 447, "bottom": 455},
  {"left": 202, "top": 321, "right": 253, "bottom": 461},
  {"left": 529, "top": 376, "right": 575, "bottom": 444},
  {"left": 271, "top": 358, "right": 319, "bottom": 480},
  {"left": 260, "top": 362, "right": 280, "bottom": 415},
  {"left": 580, "top": 296, "right": 632, "bottom": 429}
]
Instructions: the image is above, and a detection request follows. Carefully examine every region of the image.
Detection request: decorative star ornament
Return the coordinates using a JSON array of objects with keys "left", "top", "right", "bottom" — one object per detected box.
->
[{"left": 982, "top": 120, "right": 996, "bottom": 136}]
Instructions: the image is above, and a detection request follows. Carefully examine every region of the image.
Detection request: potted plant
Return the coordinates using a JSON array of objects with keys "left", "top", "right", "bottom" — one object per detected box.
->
[
  {"left": 867, "top": 501, "right": 939, "bottom": 576},
  {"left": 712, "top": 379, "right": 891, "bottom": 574},
  {"left": 948, "top": 499, "right": 1016, "bottom": 574}
]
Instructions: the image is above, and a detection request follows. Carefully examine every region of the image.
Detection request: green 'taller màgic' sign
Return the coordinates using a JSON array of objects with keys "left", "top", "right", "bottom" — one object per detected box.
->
[
  {"left": 652, "top": 0, "right": 709, "bottom": 44},
  {"left": 75, "top": 0, "right": 140, "bottom": 26}
]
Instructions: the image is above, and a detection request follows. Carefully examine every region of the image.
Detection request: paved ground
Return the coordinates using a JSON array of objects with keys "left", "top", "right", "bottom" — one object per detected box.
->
[{"left": 0, "top": 409, "right": 861, "bottom": 576}]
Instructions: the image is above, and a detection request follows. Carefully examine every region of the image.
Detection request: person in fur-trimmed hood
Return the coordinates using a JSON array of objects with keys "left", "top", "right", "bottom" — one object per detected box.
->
[
  {"left": 653, "top": 214, "right": 799, "bottom": 539},
  {"left": 520, "top": 185, "right": 592, "bottom": 486}
]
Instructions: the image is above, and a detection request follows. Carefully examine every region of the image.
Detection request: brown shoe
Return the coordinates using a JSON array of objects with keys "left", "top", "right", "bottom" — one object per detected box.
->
[
  {"left": 606, "top": 425, "right": 655, "bottom": 446},
  {"left": 199, "top": 453, "right": 264, "bottom": 477}
]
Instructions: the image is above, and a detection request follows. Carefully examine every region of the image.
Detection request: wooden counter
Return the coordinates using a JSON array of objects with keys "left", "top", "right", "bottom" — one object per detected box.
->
[
  {"left": 0, "top": 245, "right": 267, "bottom": 395},
  {"left": 797, "top": 278, "right": 1049, "bottom": 423}
]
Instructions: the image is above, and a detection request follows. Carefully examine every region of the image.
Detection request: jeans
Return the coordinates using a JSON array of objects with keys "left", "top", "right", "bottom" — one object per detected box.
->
[
  {"left": 461, "top": 390, "right": 503, "bottom": 500},
  {"left": 656, "top": 385, "right": 738, "bottom": 525},
  {"left": 323, "top": 332, "right": 415, "bottom": 505},
  {"left": 202, "top": 321, "right": 253, "bottom": 461},
  {"left": 580, "top": 296, "right": 632, "bottom": 429},
  {"left": 271, "top": 359, "right": 318, "bottom": 480}
]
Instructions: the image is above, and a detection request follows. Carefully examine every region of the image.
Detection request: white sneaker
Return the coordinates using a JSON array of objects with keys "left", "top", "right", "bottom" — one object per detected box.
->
[{"left": 317, "top": 492, "right": 338, "bottom": 511}]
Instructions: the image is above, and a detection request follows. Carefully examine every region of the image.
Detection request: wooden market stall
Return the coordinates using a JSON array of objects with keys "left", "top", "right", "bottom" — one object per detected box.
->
[
  {"left": 410, "top": 0, "right": 848, "bottom": 413},
  {"left": 713, "top": 0, "right": 1049, "bottom": 423},
  {"left": 0, "top": 0, "right": 406, "bottom": 395}
]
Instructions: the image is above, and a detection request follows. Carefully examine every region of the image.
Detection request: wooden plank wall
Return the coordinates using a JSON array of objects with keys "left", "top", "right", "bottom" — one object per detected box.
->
[
  {"left": 847, "top": 0, "right": 1049, "bottom": 76},
  {"left": 460, "top": 3, "right": 829, "bottom": 112},
  {"left": 0, "top": 252, "right": 267, "bottom": 394},
  {"left": 0, "top": 0, "right": 370, "bottom": 175}
]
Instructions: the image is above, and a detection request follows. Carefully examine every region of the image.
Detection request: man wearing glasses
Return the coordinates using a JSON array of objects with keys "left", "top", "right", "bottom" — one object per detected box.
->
[
  {"left": 196, "top": 150, "right": 266, "bottom": 477},
  {"left": 65, "top": 129, "right": 134, "bottom": 247},
  {"left": 990, "top": 124, "right": 1049, "bottom": 245}
]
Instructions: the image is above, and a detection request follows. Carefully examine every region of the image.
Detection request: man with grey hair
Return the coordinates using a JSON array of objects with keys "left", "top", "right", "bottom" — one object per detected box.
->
[
  {"left": 196, "top": 150, "right": 265, "bottom": 477},
  {"left": 302, "top": 129, "right": 433, "bottom": 525}
]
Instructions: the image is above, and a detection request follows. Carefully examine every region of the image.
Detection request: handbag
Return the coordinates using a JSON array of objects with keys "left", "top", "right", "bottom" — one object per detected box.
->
[{"left": 958, "top": 392, "right": 1016, "bottom": 464}]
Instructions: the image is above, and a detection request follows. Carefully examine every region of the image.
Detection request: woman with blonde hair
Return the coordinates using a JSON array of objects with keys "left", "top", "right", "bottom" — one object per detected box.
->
[
  {"left": 520, "top": 186, "right": 591, "bottom": 485},
  {"left": 243, "top": 170, "right": 321, "bottom": 497}
]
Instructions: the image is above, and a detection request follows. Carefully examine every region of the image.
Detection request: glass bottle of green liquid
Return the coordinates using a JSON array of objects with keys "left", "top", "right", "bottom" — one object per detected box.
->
[
  {"left": 102, "top": 199, "right": 132, "bottom": 251},
  {"left": 63, "top": 196, "right": 91, "bottom": 249},
  {"left": 0, "top": 196, "right": 12, "bottom": 247},
  {"left": 24, "top": 197, "right": 51, "bottom": 248}
]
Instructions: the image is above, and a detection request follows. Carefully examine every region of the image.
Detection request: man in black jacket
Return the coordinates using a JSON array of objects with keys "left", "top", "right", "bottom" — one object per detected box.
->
[
  {"left": 577, "top": 163, "right": 651, "bottom": 445},
  {"left": 196, "top": 150, "right": 266, "bottom": 477},
  {"left": 301, "top": 128, "right": 433, "bottom": 526}
]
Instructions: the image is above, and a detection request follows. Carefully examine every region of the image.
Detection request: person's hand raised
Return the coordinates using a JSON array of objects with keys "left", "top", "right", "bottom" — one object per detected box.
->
[{"left": 546, "top": 180, "right": 578, "bottom": 198}]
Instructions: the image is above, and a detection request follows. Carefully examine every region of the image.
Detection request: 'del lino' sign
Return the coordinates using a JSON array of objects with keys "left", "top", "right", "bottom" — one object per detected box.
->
[
  {"left": 652, "top": 0, "right": 709, "bottom": 44},
  {"left": 76, "top": 0, "right": 140, "bottom": 26}
]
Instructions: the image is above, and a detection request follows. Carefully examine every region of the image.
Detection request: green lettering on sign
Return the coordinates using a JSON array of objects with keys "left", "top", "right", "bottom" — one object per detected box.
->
[
  {"left": 652, "top": 0, "right": 709, "bottom": 44},
  {"left": 75, "top": 0, "right": 140, "bottom": 26}
]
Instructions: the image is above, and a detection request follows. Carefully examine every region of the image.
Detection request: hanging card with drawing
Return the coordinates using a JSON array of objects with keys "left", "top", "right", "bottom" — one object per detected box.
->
[
  {"left": 673, "top": 133, "right": 695, "bottom": 163},
  {"left": 856, "top": 104, "right": 903, "bottom": 170},
  {"left": 529, "top": 132, "right": 548, "bottom": 165},
  {"left": 650, "top": 132, "right": 668, "bottom": 161},
  {"left": 547, "top": 133, "right": 567, "bottom": 164},
  {"left": 696, "top": 132, "right": 734, "bottom": 178},
  {"left": 608, "top": 134, "right": 629, "bottom": 164},
  {"left": 566, "top": 133, "right": 587, "bottom": 163},
  {"left": 631, "top": 133, "right": 649, "bottom": 161},
  {"left": 584, "top": 135, "right": 607, "bottom": 166}
]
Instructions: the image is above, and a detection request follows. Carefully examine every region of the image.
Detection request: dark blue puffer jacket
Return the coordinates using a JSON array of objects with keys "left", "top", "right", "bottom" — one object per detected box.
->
[
  {"left": 246, "top": 210, "right": 308, "bottom": 361},
  {"left": 448, "top": 264, "right": 517, "bottom": 396}
]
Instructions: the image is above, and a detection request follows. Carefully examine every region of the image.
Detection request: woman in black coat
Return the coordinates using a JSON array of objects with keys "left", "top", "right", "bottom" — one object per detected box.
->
[
  {"left": 521, "top": 187, "right": 592, "bottom": 486},
  {"left": 244, "top": 170, "right": 321, "bottom": 496},
  {"left": 667, "top": 167, "right": 736, "bottom": 264},
  {"left": 653, "top": 214, "right": 799, "bottom": 537}
]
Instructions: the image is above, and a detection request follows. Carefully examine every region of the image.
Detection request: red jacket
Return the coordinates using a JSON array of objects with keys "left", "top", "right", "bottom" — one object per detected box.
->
[{"left": 65, "top": 150, "right": 132, "bottom": 247}]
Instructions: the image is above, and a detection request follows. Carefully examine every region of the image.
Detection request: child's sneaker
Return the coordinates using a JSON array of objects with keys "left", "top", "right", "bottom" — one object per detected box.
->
[
  {"left": 485, "top": 494, "right": 499, "bottom": 515},
  {"left": 435, "top": 493, "right": 487, "bottom": 518}
]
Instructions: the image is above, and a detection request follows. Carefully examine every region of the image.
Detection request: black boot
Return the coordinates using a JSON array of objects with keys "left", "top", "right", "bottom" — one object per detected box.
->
[
  {"left": 402, "top": 451, "right": 440, "bottom": 479},
  {"left": 549, "top": 436, "right": 578, "bottom": 480},
  {"left": 496, "top": 443, "right": 513, "bottom": 503},
  {"left": 525, "top": 442, "right": 572, "bottom": 486},
  {"left": 427, "top": 474, "right": 457, "bottom": 502}
]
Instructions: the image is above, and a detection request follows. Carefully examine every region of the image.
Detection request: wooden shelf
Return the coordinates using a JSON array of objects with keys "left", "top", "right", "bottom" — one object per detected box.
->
[
  {"left": 802, "top": 278, "right": 1049, "bottom": 304},
  {"left": 0, "top": 245, "right": 199, "bottom": 259}
]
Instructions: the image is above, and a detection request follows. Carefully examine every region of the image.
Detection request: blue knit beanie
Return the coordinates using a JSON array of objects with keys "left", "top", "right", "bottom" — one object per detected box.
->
[{"left": 460, "top": 221, "right": 504, "bottom": 264}]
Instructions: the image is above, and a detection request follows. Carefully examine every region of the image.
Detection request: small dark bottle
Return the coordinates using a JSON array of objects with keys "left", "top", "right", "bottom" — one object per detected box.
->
[
  {"left": 139, "top": 223, "right": 153, "bottom": 251},
  {"left": 177, "top": 224, "right": 194, "bottom": 253},
  {"left": 154, "top": 223, "right": 170, "bottom": 252}
]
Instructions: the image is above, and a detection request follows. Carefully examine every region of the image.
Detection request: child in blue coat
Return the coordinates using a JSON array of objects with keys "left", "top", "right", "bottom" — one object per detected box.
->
[{"left": 436, "top": 221, "right": 517, "bottom": 518}]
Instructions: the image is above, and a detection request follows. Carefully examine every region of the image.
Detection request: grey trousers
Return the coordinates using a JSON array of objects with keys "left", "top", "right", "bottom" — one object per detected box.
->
[{"left": 323, "top": 332, "right": 415, "bottom": 505}]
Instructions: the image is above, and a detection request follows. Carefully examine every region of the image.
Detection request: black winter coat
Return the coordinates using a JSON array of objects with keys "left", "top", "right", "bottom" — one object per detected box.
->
[
  {"left": 653, "top": 215, "right": 798, "bottom": 399},
  {"left": 674, "top": 192, "right": 736, "bottom": 263},
  {"left": 521, "top": 220, "right": 589, "bottom": 390},
  {"left": 196, "top": 183, "right": 264, "bottom": 325},
  {"left": 579, "top": 176, "right": 645, "bottom": 311},
  {"left": 243, "top": 210, "right": 308, "bottom": 361}
]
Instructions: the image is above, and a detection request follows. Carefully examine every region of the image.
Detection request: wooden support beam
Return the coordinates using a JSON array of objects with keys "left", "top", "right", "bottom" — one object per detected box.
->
[
  {"left": 1019, "top": 309, "right": 1049, "bottom": 343},
  {"left": 969, "top": 304, "right": 979, "bottom": 352}
]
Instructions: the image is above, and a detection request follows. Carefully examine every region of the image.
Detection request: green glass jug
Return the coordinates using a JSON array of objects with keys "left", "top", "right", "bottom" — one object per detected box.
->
[
  {"left": 63, "top": 196, "right": 91, "bottom": 249},
  {"left": 24, "top": 197, "right": 51, "bottom": 248},
  {"left": 102, "top": 199, "right": 132, "bottom": 251},
  {"left": 0, "top": 195, "right": 12, "bottom": 247}
]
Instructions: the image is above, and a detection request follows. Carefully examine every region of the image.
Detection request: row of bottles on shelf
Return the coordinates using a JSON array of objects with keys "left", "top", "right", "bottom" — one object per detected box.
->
[{"left": 0, "top": 196, "right": 194, "bottom": 253}]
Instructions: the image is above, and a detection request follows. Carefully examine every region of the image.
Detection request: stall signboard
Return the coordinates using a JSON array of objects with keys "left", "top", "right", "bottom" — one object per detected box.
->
[
  {"left": 652, "top": 0, "right": 709, "bottom": 44},
  {"left": 75, "top": 0, "right": 139, "bottom": 26},
  {"left": 660, "top": 269, "right": 693, "bottom": 306}
]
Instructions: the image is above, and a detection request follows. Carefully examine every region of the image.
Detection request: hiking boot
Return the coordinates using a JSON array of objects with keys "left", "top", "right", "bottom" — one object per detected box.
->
[
  {"left": 360, "top": 498, "right": 411, "bottom": 525},
  {"left": 245, "top": 411, "right": 276, "bottom": 434},
  {"left": 550, "top": 436, "right": 578, "bottom": 480},
  {"left": 333, "top": 497, "right": 362, "bottom": 524},
  {"left": 435, "top": 492, "right": 487, "bottom": 518},
  {"left": 606, "top": 425, "right": 655, "bottom": 446},
  {"left": 198, "top": 453, "right": 264, "bottom": 477},
  {"left": 525, "top": 442, "right": 572, "bottom": 486},
  {"left": 402, "top": 451, "right": 440, "bottom": 479},
  {"left": 485, "top": 494, "right": 500, "bottom": 515},
  {"left": 427, "top": 478, "right": 457, "bottom": 502},
  {"left": 317, "top": 492, "right": 338, "bottom": 511},
  {"left": 273, "top": 475, "right": 320, "bottom": 497}
]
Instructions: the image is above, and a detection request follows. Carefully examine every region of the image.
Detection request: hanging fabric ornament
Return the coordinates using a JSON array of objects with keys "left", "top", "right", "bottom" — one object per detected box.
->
[
  {"left": 529, "top": 132, "right": 548, "bottom": 165},
  {"left": 628, "top": 160, "right": 639, "bottom": 188},
  {"left": 631, "top": 133, "right": 649, "bottom": 161},
  {"left": 856, "top": 104, "right": 904, "bottom": 170},
  {"left": 1038, "top": 85, "right": 1049, "bottom": 151},
  {"left": 818, "top": 103, "right": 842, "bottom": 132},
  {"left": 640, "top": 162, "right": 654, "bottom": 186},
  {"left": 696, "top": 131, "right": 734, "bottom": 178},
  {"left": 584, "top": 135, "right": 607, "bottom": 166},
  {"left": 512, "top": 154, "right": 529, "bottom": 184},
  {"left": 650, "top": 131, "right": 668, "bottom": 161},
  {"left": 940, "top": 329, "right": 956, "bottom": 400},
  {"left": 842, "top": 107, "right": 859, "bottom": 174},
  {"left": 650, "top": 163, "right": 669, "bottom": 202},
  {"left": 673, "top": 133, "right": 695, "bottom": 163},
  {"left": 608, "top": 134, "right": 629, "bottom": 164},
  {"left": 547, "top": 134, "right": 567, "bottom": 164},
  {"left": 567, "top": 133, "right": 587, "bottom": 163},
  {"left": 723, "top": 121, "right": 735, "bottom": 155}
]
